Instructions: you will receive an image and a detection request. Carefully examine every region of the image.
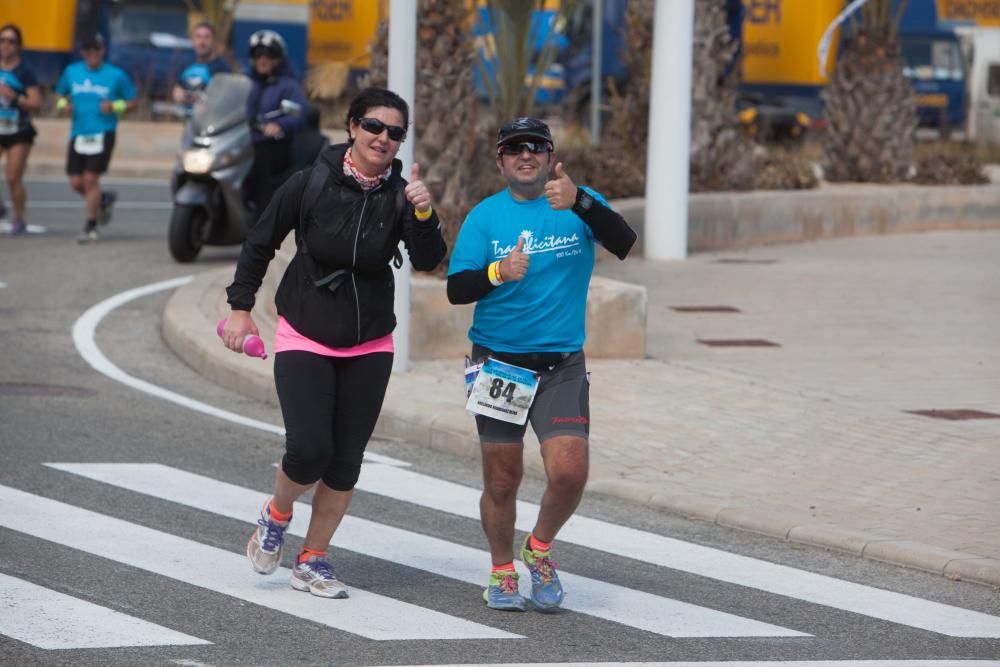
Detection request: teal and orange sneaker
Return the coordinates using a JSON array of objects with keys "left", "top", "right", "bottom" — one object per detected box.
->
[
  {"left": 521, "top": 535, "right": 564, "bottom": 610},
  {"left": 482, "top": 569, "right": 528, "bottom": 611}
]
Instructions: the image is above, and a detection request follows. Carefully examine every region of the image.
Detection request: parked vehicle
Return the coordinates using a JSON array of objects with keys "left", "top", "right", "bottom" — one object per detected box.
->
[{"left": 733, "top": 0, "right": 968, "bottom": 138}]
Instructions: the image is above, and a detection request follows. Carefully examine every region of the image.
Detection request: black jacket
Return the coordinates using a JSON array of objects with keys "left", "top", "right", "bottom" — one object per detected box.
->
[{"left": 227, "top": 143, "right": 447, "bottom": 347}]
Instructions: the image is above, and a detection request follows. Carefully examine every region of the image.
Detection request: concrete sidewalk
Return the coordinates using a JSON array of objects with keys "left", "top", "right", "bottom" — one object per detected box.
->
[{"left": 163, "top": 228, "right": 1000, "bottom": 588}]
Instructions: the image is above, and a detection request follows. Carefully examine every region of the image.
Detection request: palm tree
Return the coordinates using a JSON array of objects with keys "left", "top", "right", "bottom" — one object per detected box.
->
[
  {"left": 822, "top": 0, "right": 916, "bottom": 182},
  {"left": 689, "top": 0, "right": 754, "bottom": 191},
  {"left": 182, "top": 0, "right": 239, "bottom": 47}
]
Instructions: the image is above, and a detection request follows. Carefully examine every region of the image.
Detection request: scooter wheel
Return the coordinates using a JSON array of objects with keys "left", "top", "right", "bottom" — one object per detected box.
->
[{"left": 168, "top": 204, "right": 208, "bottom": 263}]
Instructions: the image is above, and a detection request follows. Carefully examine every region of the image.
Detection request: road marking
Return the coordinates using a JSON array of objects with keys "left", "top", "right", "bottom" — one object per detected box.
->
[
  {"left": 351, "top": 463, "right": 1000, "bottom": 638},
  {"left": 48, "top": 463, "right": 808, "bottom": 638},
  {"left": 373, "top": 662, "right": 1000, "bottom": 667},
  {"left": 10, "top": 201, "right": 173, "bottom": 210},
  {"left": 71, "top": 277, "right": 409, "bottom": 468},
  {"left": 69, "top": 283, "right": 1000, "bottom": 637},
  {"left": 0, "top": 573, "right": 210, "bottom": 649},
  {"left": 0, "top": 484, "right": 519, "bottom": 641}
]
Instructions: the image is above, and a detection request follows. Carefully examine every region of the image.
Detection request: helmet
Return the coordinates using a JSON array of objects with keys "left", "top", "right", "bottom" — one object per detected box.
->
[{"left": 248, "top": 29, "right": 286, "bottom": 62}]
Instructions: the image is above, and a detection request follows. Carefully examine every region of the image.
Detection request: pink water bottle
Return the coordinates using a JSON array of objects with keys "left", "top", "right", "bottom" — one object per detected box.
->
[{"left": 217, "top": 318, "right": 268, "bottom": 360}]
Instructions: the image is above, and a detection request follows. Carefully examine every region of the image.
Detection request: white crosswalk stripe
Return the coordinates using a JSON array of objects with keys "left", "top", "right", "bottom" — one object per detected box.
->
[
  {"left": 352, "top": 462, "right": 1000, "bottom": 638},
  {"left": 46, "top": 462, "right": 808, "bottom": 638},
  {"left": 0, "top": 573, "right": 210, "bottom": 649},
  {"left": 373, "top": 662, "right": 1000, "bottom": 667},
  {"left": 0, "top": 484, "right": 519, "bottom": 641}
]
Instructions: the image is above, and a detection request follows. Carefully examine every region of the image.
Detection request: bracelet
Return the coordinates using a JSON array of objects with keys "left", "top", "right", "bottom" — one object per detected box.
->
[
  {"left": 111, "top": 99, "right": 127, "bottom": 115},
  {"left": 487, "top": 260, "right": 504, "bottom": 287},
  {"left": 414, "top": 206, "right": 433, "bottom": 221}
]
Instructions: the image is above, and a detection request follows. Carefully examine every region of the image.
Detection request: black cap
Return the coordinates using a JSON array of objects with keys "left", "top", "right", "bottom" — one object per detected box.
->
[
  {"left": 80, "top": 33, "right": 105, "bottom": 50},
  {"left": 497, "top": 117, "right": 553, "bottom": 147}
]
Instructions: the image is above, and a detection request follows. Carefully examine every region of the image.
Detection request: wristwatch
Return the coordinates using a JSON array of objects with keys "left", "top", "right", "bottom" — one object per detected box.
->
[{"left": 573, "top": 187, "right": 594, "bottom": 215}]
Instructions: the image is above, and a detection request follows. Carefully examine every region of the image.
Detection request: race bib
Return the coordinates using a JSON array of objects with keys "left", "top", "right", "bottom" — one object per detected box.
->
[
  {"left": 464, "top": 357, "right": 539, "bottom": 425},
  {"left": 0, "top": 108, "right": 18, "bottom": 135},
  {"left": 74, "top": 133, "right": 104, "bottom": 155}
]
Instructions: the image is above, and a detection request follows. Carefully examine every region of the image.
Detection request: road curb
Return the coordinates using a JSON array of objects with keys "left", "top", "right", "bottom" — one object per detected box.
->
[{"left": 163, "top": 267, "right": 1000, "bottom": 589}]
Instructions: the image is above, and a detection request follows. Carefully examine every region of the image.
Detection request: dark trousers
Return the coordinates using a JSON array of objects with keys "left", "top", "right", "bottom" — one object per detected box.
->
[{"left": 274, "top": 350, "right": 393, "bottom": 490}]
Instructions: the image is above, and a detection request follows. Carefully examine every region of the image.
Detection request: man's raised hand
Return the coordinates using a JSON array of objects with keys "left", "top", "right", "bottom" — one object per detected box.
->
[
  {"left": 544, "top": 162, "right": 576, "bottom": 210},
  {"left": 500, "top": 235, "right": 529, "bottom": 282}
]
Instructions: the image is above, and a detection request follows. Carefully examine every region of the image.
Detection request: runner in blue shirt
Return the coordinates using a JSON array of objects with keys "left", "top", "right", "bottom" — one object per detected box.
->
[
  {"left": 447, "top": 117, "right": 636, "bottom": 612},
  {"left": 0, "top": 24, "right": 42, "bottom": 235},
  {"left": 54, "top": 33, "right": 137, "bottom": 243},
  {"left": 171, "top": 22, "right": 230, "bottom": 106}
]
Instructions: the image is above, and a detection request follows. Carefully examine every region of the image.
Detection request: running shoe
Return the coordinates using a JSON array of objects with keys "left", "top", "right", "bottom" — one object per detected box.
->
[
  {"left": 76, "top": 222, "right": 98, "bottom": 244},
  {"left": 9, "top": 218, "right": 26, "bottom": 235},
  {"left": 99, "top": 191, "right": 117, "bottom": 226},
  {"left": 246, "top": 501, "right": 289, "bottom": 575},
  {"left": 290, "top": 554, "right": 349, "bottom": 599},
  {"left": 521, "top": 535, "right": 564, "bottom": 610},
  {"left": 482, "top": 569, "right": 528, "bottom": 611}
]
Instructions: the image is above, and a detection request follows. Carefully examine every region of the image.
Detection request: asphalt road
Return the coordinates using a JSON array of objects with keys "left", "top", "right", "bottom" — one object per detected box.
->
[{"left": 1, "top": 177, "right": 998, "bottom": 667}]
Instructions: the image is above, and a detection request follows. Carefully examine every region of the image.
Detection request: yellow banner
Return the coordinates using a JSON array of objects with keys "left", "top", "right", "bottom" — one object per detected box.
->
[
  {"left": 4, "top": 0, "right": 77, "bottom": 52},
  {"left": 937, "top": 0, "right": 1000, "bottom": 26},
  {"left": 741, "top": 0, "right": 843, "bottom": 86},
  {"left": 308, "top": 0, "right": 383, "bottom": 67}
]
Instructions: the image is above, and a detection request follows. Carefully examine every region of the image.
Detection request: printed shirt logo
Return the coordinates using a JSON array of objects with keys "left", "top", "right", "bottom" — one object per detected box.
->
[
  {"left": 491, "top": 229, "right": 580, "bottom": 257},
  {"left": 72, "top": 79, "right": 111, "bottom": 98}
]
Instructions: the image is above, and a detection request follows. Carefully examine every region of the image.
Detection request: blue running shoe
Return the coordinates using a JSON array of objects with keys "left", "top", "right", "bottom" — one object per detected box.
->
[
  {"left": 521, "top": 535, "right": 564, "bottom": 610},
  {"left": 246, "top": 501, "right": 289, "bottom": 575},
  {"left": 482, "top": 570, "right": 528, "bottom": 611}
]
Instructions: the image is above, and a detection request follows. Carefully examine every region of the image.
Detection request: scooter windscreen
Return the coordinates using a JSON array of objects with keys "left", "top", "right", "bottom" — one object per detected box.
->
[{"left": 191, "top": 73, "right": 253, "bottom": 137}]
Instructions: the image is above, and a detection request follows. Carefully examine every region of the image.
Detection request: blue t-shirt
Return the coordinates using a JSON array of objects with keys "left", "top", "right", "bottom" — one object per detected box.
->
[
  {"left": 178, "top": 57, "right": 230, "bottom": 91},
  {"left": 448, "top": 187, "right": 608, "bottom": 353},
  {"left": 55, "top": 61, "right": 137, "bottom": 137},
  {"left": 0, "top": 62, "right": 38, "bottom": 135}
]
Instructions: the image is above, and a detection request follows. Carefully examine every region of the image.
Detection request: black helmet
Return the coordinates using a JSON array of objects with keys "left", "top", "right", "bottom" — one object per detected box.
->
[{"left": 248, "top": 29, "right": 286, "bottom": 62}]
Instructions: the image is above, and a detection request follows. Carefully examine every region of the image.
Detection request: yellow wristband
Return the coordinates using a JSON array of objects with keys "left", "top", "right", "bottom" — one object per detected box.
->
[
  {"left": 112, "top": 99, "right": 127, "bottom": 115},
  {"left": 414, "top": 206, "right": 432, "bottom": 221},
  {"left": 488, "top": 260, "right": 504, "bottom": 287},
  {"left": 56, "top": 97, "right": 68, "bottom": 111}
]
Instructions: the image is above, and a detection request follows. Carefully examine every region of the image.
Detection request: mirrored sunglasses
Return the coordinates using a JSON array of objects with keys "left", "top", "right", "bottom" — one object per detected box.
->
[
  {"left": 358, "top": 117, "right": 406, "bottom": 142},
  {"left": 498, "top": 141, "right": 552, "bottom": 156}
]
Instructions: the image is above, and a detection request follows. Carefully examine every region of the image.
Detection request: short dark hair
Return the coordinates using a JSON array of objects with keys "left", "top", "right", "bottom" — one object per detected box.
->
[
  {"left": 80, "top": 32, "right": 105, "bottom": 51},
  {"left": 191, "top": 21, "right": 216, "bottom": 36},
  {"left": 345, "top": 87, "right": 409, "bottom": 142},
  {"left": 0, "top": 24, "right": 23, "bottom": 48}
]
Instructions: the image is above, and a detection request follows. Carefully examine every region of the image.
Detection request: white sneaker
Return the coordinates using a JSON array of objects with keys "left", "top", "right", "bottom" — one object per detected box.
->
[
  {"left": 291, "top": 555, "right": 349, "bottom": 599},
  {"left": 246, "top": 502, "right": 289, "bottom": 575}
]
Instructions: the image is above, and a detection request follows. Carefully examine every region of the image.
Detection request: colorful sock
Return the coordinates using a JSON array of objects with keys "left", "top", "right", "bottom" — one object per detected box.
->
[
  {"left": 298, "top": 547, "right": 327, "bottom": 564},
  {"left": 267, "top": 499, "right": 292, "bottom": 523},
  {"left": 529, "top": 533, "right": 552, "bottom": 553},
  {"left": 491, "top": 562, "right": 516, "bottom": 574}
]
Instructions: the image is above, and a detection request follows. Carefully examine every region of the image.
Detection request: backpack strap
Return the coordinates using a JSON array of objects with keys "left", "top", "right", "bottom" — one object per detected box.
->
[{"left": 298, "top": 159, "right": 330, "bottom": 258}]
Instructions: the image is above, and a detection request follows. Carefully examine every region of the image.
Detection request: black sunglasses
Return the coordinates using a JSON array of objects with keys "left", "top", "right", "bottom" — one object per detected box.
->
[
  {"left": 498, "top": 141, "right": 552, "bottom": 156},
  {"left": 357, "top": 117, "right": 406, "bottom": 142}
]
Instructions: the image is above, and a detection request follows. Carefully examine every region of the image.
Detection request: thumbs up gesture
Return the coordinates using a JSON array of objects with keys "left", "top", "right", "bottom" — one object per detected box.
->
[
  {"left": 500, "top": 235, "right": 530, "bottom": 282},
  {"left": 544, "top": 161, "right": 577, "bottom": 210},
  {"left": 404, "top": 162, "right": 432, "bottom": 214}
]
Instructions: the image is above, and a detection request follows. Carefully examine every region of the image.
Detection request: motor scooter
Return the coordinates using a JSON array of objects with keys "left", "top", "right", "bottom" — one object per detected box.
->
[{"left": 162, "top": 73, "right": 302, "bottom": 263}]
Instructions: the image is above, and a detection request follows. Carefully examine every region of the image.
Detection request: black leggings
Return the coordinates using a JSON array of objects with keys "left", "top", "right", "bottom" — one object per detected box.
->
[{"left": 274, "top": 350, "right": 393, "bottom": 490}]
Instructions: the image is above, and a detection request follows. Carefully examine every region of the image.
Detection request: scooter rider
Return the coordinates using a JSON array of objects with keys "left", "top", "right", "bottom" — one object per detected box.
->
[{"left": 243, "top": 29, "right": 306, "bottom": 221}]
